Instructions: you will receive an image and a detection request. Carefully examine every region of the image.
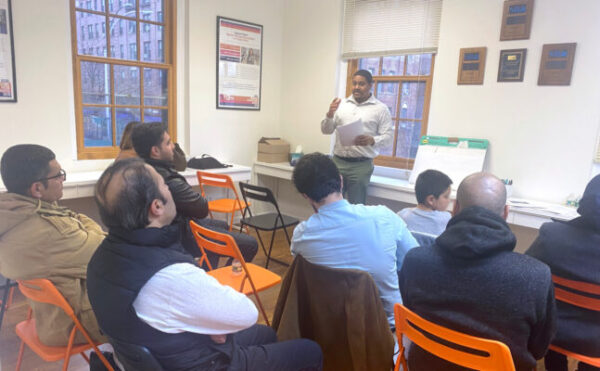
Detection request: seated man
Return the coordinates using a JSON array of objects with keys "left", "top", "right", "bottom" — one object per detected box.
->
[
  {"left": 526, "top": 174, "right": 600, "bottom": 371},
  {"left": 290, "top": 152, "right": 418, "bottom": 326},
  {"left": 87, "top": 158, "right": 323, "bottom": 370},
  {"left": 399, "top": 172, "right": 556, "bottom": 371},
  {"left": 0, "top": 144, "right": 105, "bottom": 346},
  {"left": 131, "top": 122, "right": 257, "bottom": 265},
  {"left": 398, "top": 169, "right": 452, "bottom": 236}
]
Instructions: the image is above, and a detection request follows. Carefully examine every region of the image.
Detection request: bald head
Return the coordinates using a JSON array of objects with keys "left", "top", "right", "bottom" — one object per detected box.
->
[{"left": 456, "top": 172, "right": 507, "bottom": 216}]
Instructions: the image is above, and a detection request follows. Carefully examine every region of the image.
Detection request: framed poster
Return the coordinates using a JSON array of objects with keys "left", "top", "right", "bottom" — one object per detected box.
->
[
  {"left": 538, "top": 43, "right": 576, "bottom": 86},
  {"left": 0, "top": 0, "right": 16, "bottom": 102},
  {"left": 500, "top": 0, "right": 534, "bottom": 41},
  {"left": 216, "top": 16, "right": 263, "bottom": 110},
  {"left": 498, "top": 49, "right": 527, "bottom": 82},
  {"left": 457, "top": 47, "right": 487, "bottom": 85}
]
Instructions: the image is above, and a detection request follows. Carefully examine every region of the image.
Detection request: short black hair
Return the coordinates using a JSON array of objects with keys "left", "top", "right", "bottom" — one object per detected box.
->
[
  {"left": 1, "top": 144, "right": 55, "bottom": 195},
  {"left": 131, "top": 122, "right": 167, "bottom": 159},
  {"left": 415, "top": 169, "right": 453, "bottom": 204},
  {"left": 353, "top": 69, "right": 373, "bottom": 84},
  {"left": 95, "top": 158, "right": 167, "bottom": 230},
  {"left": 292, "top": 153, "right": 341, "bottom": 203}
]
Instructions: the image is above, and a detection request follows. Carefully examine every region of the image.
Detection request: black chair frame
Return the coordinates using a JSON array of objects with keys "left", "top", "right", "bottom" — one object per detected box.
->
[
  {"left": 238, "top": 182, "right": 299, "bottom": 269},
  {"left": 108, "top": 335, "right": 163, "bottom": 371},
  {"left": 0, "top": 276, "right": 17, "bottom": 331}
]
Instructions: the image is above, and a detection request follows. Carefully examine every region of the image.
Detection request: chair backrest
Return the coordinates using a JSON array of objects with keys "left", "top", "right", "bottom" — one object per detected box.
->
[
  {"left": 238, "top": 182, "right": 281, "bottom": 216},
  {"left": 108, "top": 335, "right": 163, "bottom": 371},
  {"left": 410, "top": 230, "right": 437, "bottom": 246},
  {"left": 196, "top": 171, "right": 239, "bottom": 197},
  {"left": 189, "top": 220, "right": 246, "bottom": 270},
  {"left": 394, "top": 304, "right": 515, "bottom": 371},
  {"left": 552, "top": 275, "right": 600, "bottom": 312},
  {"left": 17, "top": 279, "right": 76, "bottom": 319}
]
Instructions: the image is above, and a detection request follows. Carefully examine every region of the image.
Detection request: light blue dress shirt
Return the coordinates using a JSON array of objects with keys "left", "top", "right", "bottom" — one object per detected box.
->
[{"left": 291, "top": 199, "right": 418, "bottom": 325}]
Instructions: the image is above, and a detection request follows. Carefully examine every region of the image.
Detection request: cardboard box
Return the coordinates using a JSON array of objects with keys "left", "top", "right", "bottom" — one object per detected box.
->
[
  {"left": 257, "top": 152, "right": 289, "bottom": 163},
  {"left": 257, "top": 137, "right": 290, "bottom": 163},
  {"left": 258, "top": 138, "right": 290, "bottom": 154}
]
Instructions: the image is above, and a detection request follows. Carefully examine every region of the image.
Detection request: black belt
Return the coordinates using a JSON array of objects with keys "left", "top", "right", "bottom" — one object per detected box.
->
[{"left": 334, "top": 155, "right": 371, "bottom": 163}]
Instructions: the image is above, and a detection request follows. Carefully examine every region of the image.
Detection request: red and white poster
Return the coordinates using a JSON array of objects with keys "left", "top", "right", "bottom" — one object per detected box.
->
[{"left": 217, "top": 17, "right": 262, "bottom": 110}]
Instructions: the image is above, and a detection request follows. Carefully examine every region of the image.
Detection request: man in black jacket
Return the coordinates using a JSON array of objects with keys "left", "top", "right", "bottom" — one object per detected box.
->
[
  {"left": 399, "top": 172, "right": 556, "bottom": 371},
  {"left": 526, "top": 174, "right": 600, "bottom": 371},
  {"left": 131, "top": 122, "right": 257, "bottom": 266}
]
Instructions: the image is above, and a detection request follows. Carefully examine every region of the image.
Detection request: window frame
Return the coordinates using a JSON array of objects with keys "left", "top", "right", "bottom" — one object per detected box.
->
[
  {"left": 69, "top": 0, "right": 177, "bottom": 160},
  {"left": 346, "top": 54, "right": 435, "bottom": 169}
]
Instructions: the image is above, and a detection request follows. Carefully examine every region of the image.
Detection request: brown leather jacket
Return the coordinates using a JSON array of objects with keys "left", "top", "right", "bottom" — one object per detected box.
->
[
  {"left": 0, "top": 193, "right": 106, "bottom": 346},
  {"left": 273, "top": 255, "right": 395, "bottom": 371}
]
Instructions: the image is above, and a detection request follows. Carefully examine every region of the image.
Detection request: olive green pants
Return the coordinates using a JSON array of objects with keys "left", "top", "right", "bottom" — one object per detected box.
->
[{"left": 332, "top": 156, "right": 374, "bottom": 205}]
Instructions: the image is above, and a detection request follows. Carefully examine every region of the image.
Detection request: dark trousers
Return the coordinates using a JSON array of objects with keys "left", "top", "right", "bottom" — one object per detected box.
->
[
  {"left": 545, "top": 349, "right": 600, "bottom": 371},
  {"left": 192, "top": 218, "right": 258, "bottom": 268},
  {"left": 228, "top": 325, "right": 322, "bottom": 371}
]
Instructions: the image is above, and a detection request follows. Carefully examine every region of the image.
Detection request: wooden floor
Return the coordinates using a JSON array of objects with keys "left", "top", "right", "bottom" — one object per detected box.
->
[
  {"left": 0, "top": 227, "right": 294, "bottom": 371},
  {"left": 0, "top": 226, "right": 579, "bottom": 371}
]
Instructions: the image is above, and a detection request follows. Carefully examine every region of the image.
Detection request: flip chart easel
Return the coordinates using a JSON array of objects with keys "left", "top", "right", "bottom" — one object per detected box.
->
[{"left": 408, "top": 136, "right": 489, "bottom": 189}]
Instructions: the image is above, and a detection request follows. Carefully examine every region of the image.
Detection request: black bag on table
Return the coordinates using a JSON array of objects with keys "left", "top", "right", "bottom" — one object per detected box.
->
[{"left": 186, "top": 154, "right": 231, "bottom": 170}]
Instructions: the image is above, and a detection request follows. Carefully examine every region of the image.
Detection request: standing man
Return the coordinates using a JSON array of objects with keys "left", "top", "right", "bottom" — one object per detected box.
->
[{"left": 321, "top": 69, "right": 393, "bottom": 204}]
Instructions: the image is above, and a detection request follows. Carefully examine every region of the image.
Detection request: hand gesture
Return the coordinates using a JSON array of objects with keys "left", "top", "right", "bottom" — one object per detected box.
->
[
  {"left": 326, "top": 98, "right": 342, "bottom": 118},
  {"left": 354, "top": 135, "right": 375, "bottom": 146}
]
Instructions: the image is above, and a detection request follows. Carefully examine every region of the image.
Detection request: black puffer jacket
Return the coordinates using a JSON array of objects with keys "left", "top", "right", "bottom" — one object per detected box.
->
[
  {"left": 526, "top": 174, "right": 600, "bottom": 356},
  {"left": 399, "top": 206, "right": 556, "bottom": 371}
]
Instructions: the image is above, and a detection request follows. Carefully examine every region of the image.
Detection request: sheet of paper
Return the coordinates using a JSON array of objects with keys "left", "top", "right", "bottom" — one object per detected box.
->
[{"left": 336, "top": 119, "right": 364, "bottom": 146}]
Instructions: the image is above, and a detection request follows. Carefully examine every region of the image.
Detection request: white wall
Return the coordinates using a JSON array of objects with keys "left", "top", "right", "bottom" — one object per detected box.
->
[
  {"left": 185, "top": 0, "right": 284, "bottom": 166},
  {"left": 279, "top": 0, "right": 343, "bottom": 154},
  {"left": 428, "top": 0, "right": 600, "bottom": 202}
]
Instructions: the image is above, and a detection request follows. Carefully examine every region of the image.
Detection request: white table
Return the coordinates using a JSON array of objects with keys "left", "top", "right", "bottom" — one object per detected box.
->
[
  {"left": 0, "top": 165, "right": 252, "bottom": 200},
  {"left": 253, "top": 161, "right": 578, "bottom": 229}
]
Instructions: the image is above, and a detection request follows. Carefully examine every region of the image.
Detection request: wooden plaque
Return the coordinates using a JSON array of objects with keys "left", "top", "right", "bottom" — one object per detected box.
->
[
  {"left": 457, "top": 47, "right": 487, "bottom": 85},
  {"left": 538, "top": 43, "right": 576, "bottom": 86},
  {"left": 500, "top": 0, "right": 534, "bottom": 41},
  {"left": 498, "top": 49, "right": 527, "bottom": 82}
]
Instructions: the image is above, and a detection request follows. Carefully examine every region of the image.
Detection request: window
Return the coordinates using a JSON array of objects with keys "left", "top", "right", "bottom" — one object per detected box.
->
[
  {"left": 142, "top": 13, "right": 150, "bottom": 32},
  {"left": 143, "top": 41, "right": 151, "bottom": 60},
  {"left": 347, "top": 53, "right": 435, "bottom": 169},
  {"left": 71, "top": 0, "right": 175, "bottom": 159},
  {"left": 129, "top": 43, "right": 137, "bottom": 59}
]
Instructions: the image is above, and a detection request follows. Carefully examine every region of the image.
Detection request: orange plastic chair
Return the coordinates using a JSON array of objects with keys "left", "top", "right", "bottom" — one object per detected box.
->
[
  {"left": 549, "top": 275, "right": 600, "bottom": 368},
  {"left": 189, "top": 220, "right": 281, "bottom": 326},
  {"left": 196, "top": 171, "right": 249, "bottom": 231},
  {"left": 393, "top": 304, "right": 515, "bottom": 371},
  {"left": 15, "top": 279, "right": 113, "bottom": 371}
]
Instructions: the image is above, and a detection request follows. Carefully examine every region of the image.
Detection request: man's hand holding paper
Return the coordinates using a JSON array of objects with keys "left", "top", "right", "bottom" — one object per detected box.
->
[{"left": 337, "top": 119, "right": 366, "bottom": 146}]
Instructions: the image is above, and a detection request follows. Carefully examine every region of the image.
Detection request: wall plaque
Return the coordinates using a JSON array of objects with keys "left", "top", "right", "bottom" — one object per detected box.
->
[
  {"left": 500, "top": 0, "right": 534, "bottom": 41},
  {"left": 498, "top": 49, "right": 527, "bottom": 82},
  {"left": 538, "top": 43, "right": 576, "bottom": 86},
  {"left": 457, "top": 47, "right": 487, "bottom": 85}
]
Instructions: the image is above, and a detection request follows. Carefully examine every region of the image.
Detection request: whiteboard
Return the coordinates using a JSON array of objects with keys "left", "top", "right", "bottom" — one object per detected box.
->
[{"left": 408, "top": 145, "right": 488, "bottom": 189}]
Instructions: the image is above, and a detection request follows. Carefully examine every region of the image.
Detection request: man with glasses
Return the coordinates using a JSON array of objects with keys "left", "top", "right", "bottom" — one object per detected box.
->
[{"left": 0, "top": 144, "right": 106, "bottom": 346}]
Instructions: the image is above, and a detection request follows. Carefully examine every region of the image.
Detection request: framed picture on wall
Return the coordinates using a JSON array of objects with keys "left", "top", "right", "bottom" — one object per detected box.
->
[
  {"left": 216, "top": 16, "right": 263, "bottom": 110},
  {"left": 497, "top": 49, "right": 527, "bottom": 82},
  {"left": 500, "top": 0, "right": 534, "bottom": 41},
  {"left": 0, "top": 0, "right": 17, "bottom": 103},
  {"left": 538, "top": 43, "right": 576, "bottom": 86},
  {"left": 457, "top": 47, "right": 487, "bottom": 85}
]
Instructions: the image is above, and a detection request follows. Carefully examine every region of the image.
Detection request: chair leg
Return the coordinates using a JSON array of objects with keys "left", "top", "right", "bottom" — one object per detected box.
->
[
  {"left": 15, "top": 339, "right": 25, "bottom": 371},
  {"left": 254, "top": 228, "right": 269, "bottom": 258},
  {"left": 0, "top": 279, "right": 12, "bottom": 331},
  {"left": 254, "top": 294, "right": 271, "bottom": 327},
  {"left": 229, "top": 211, "right": 234, "bottom": 231},
  {"left": 80, "top": 352, "right": 90, "bottom": 362},
  {"left": 265, "top": 229, "right": 277, "bottom": 270},
  {"left": 282, "top": 225, "right": 293, "bottom": 245}
]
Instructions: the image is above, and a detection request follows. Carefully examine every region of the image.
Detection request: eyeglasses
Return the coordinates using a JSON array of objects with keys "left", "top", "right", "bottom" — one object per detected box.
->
[{"left": 37, "top": 169, "right": 66, "bottom": 182}]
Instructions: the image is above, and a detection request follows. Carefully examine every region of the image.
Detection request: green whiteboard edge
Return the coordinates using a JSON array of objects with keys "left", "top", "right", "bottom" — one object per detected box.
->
[{"left": 420, "top": 135, "right": 489, "bottom": 149}]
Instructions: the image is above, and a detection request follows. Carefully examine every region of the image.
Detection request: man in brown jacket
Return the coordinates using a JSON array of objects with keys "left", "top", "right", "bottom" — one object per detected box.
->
[{"left": 0, "top": 144, "right": 106, "bottom": 346}]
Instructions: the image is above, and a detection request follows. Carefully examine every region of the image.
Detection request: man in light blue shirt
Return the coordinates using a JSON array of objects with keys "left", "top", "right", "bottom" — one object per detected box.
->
[{"left": 290, "top": 153, "right": 418, "bottom": 326}]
